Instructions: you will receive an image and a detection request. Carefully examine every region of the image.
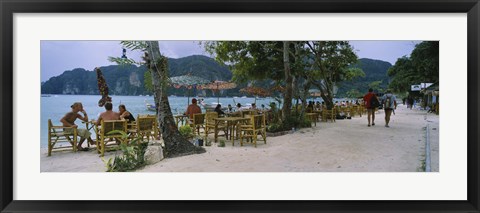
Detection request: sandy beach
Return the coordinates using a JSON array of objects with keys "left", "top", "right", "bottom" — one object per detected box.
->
[{"left": 41, "top": 104, "right": 439, "bottom": 172}]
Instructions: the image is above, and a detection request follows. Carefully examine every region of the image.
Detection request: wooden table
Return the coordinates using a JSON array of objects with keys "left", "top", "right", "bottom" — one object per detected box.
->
[
  {"left": 174, "top": 114, "right": 189, "bottom": 126},
  {"left": 82, "top": 120, "right": 98, "bottom": 147},
  {"left": 213, "top": 117, "right": 250, "bottom": 145}
]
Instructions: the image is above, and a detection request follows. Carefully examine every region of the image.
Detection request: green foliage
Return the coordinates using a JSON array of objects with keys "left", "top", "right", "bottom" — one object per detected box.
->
[
  {"left": 218, "top": 139, "right": 226, "bottom": 147},
  {"left": 337, "top": 58, "right": 392, "bottom": 96},
  {"left": 205, "top": 137, "right": 212, "bottom": 146},
  {"left": 103, "top": 130, "right": 149, "bottom": 172},
  {"left": 368, "top": 80, "right": 384, "bottom": 92},
  {"left": 204, "top": 41, "right": 285, "bottom": 83},
  {"left": 387, "top": 41, "right": 439, "bottom": 93},
  {"left": 267, "top": 123, "right": 283, "bottom": 133},
  {"left": 143, "top": 70, "right": 153, "bottom": 92},
  {"left": 267, "top": 112, "right": 311, "bottom": 133},
  {"left": 345, "top": 89, "right": 362, "bottom": 98},
  {"left": 178, "top": 125, "right": 194, "bottom": 139}
]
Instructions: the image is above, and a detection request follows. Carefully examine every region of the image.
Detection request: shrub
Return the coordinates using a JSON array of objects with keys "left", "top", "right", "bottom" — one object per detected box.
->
[
  {"left": 179, "top": 125, "right": 194, "bottom": 138},
  {"left": 267, "top": 123, "right": 283, "bottom": 133},
  {"left": 218, "top": 139, "right": 225, "bottom": 147},
  {"left": 103, "top": 130, "right": 149, "bottom": 172}
]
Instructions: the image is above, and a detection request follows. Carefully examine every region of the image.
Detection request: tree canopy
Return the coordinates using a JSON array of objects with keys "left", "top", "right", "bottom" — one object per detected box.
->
[{"left": 387, "top": 41, "right": 439, "bottom": 93}]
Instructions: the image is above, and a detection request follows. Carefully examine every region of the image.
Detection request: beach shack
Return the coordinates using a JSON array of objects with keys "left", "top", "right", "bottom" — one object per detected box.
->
[{"left": 422, "top": 82, "right": 439, "bottom": 114}]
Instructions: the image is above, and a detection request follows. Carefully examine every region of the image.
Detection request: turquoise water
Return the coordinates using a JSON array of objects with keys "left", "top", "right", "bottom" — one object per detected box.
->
[{"left": 41, "top": 95, "right": 278, "bottom": 148}]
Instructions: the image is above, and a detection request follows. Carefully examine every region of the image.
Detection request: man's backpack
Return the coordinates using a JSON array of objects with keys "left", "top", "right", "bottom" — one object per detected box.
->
[
  {"left": 370, "top": 96, "right": 380, "bottom": 108},
  {"left": 384, "top": 95, "right": 393, "bottom": 109}
]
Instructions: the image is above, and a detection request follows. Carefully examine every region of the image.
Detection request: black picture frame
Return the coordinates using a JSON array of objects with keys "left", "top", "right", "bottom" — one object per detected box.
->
[{"left": 1, "top": 0, "right": 479, "bottom": 212}]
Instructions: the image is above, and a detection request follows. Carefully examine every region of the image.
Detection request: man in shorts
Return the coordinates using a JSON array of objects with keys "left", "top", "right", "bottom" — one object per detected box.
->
[
  {"left": 382, "top": 90, "right": 397, "bottom": 127},
  {"left": 363, "top": 88, "right": 378, "bottom": 127},
  {"left": 60, "top": 102, "right": 94, "bottom": 151}
]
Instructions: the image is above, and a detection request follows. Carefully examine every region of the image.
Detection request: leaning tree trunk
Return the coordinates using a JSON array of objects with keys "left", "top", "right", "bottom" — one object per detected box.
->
[
  {"left": 314, "top": 79, "right": 334, "bottom": 110},
  {"left": 282, "top": 41, "right": 293, "bottom": 121},
  {"left": 145, "top": 41, "right": 205, "bottom": 157}
]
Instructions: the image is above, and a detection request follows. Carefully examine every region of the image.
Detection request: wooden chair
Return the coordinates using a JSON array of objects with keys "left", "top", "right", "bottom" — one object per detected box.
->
[
  {"left": 241, "top": 110, "right": 257, "bottom": 117},
  {"left": 322, "top": 109, "right": 336, "bottom": 122},
  {"left": 239, "top": 114, "right": 267, "bottom": 147},
  {"left": 134, "top": 115, "right": 158, "bottom": 141},
  {"left": 47, "top": 119, "right": 78, "bottom": 156},
  {"left": 305, "top": 113, "right": 318, "bottom": 127},
  {"left": 96, "top": 120, "right": 128, "bottom": 157},
  {"left": 204, "top": 112, "right": 226, "bottom": 139},
  {"left": 190, "top": 113, "right": 206, "bottom": 135}
]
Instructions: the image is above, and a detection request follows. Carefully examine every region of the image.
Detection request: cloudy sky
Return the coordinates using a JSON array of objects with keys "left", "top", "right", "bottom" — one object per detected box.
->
[{"left": 41, "top": 40, "right": 420, "bottom": 82}]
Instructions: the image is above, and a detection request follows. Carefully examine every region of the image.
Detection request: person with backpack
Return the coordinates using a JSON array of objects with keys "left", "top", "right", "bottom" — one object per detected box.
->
[
  {"left": 363, "top": 88, "right": 379, "bottom": 127},
  {"left": 382, "top": 89, "right": 397, "bottom": 128}
]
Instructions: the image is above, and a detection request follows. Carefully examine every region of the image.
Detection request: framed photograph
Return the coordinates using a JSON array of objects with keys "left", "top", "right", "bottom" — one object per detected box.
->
[{"left": 1, "top": 0, "right": 479, "bottom": 212}]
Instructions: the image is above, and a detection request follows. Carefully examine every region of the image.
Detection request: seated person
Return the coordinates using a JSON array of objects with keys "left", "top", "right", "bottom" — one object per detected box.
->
[
  {"left": 250, "top": 103, "right": 257, "bottom": 110},
  {"left": 185, "top": 98, "right": 202, "bottom": 122},
  {"left": 118, "top": 104, "right": 135, "bottom": 123},
  {"left": 60, "top": 102, "right": 94, "bottom": 151},
  {"left": 214, "top": 104, "right": 225, "bottom": 116},
  {"left": 96, "top": 102, "right": 121, "bottom": 126},
  {"left": 306, "top": 101, "right": 314, "bottom": 113},
  {"left": 236, "top": 103, "right": 242, "bottom": 111},
  {"left": 227, "top": 104, "right": 233, "bottom": 112}
]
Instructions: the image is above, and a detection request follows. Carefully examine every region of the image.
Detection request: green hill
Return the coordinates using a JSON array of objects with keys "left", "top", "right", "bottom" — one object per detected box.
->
[
  {"left": 336, "top": 58, "right": 392, "bottom": 97},
  {"left": 41, "top": 55, "right": 233, "bottom": 96},
  {"left": 41, "top": 56, "right": 391, "bottom": 97}
]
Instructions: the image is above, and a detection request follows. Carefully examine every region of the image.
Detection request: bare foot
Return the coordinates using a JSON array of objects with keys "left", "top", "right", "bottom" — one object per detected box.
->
[{"left": 89, "top": 140, "right": 96, "bottom": 146}]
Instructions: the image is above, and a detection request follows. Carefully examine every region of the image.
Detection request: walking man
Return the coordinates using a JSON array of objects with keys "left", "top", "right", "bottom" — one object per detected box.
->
[
  {"left": 363, "top": 88, "right": 379, "bottom": 127},
  {"left": 382, "top": 90, "right": 397, "bottom": 128}
]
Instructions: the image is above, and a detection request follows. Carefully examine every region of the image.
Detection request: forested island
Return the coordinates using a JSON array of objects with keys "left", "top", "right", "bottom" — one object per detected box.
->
[{"left": 41, "top": 55, "right": 391, "bottom": 98}]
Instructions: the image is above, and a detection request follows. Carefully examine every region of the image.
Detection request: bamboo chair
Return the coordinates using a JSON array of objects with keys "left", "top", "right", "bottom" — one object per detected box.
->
[
  {"left": 96, "top": 120, "right": 128, "bottom": 157},
  {"left": 305, "top": 113, "right": 318, "bottom": 127},
  {"left": 134, "top": 115, "right": 158, "bottom": 142},
  {"left": 241, "top": 110, "right": 257, "bottom": 117},
  {"left": 125, "top": 119, "right": 137, "bottom": 138},
  {"left": 190, "top": 113, "right": 206, "bottom": 135},
  {"left": 47, "top": 119, "right": 78, "bottom": 156},
  {"left": 204, "top": 112, "right": 226, "bottom": 139},
  {"left": 322, "top": 109, "right": 336, "bottom": 122},
  {"left": 239, "top": 114, "right": 267, "bottom": 147}
]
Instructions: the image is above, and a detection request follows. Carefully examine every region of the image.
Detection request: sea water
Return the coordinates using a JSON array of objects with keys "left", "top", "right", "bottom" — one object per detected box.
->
[{"left": 40, "top": 95, "right": 279, "bottom": 148}]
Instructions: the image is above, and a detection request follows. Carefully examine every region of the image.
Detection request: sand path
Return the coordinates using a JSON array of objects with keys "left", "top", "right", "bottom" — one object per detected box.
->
[{"left": 40, "top": 104, "right": 439, "bottom": 172}]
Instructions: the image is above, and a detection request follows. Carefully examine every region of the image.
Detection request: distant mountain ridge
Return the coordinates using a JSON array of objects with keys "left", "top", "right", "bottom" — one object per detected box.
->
[
  {"left": 41, "top": 56, "right": 391, "bottom": 97},
  {"left": 41, "top": 55, "right": 233, "bottom": 96},
  {"left": 336, "top": 58, "right": 392, "bottom": 96}
]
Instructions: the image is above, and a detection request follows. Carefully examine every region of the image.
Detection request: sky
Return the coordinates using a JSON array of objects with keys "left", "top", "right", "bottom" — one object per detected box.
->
[{"left": 41, "top": 40, "right": 420, "bottom": 82}]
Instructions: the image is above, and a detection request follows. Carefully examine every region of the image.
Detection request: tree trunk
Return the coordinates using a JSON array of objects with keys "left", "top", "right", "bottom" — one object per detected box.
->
[
  {"left": 300, "top": 81, "right": 311, "bottom": 116},
  {"left": 282, "top": 41, "right": 293, "bottom": 121},
  {"left": 314, "top": 80, "right": 334, "bottom": 110},
  {"left": 145, "top": 41, "right": 205, "bottom": 158}
]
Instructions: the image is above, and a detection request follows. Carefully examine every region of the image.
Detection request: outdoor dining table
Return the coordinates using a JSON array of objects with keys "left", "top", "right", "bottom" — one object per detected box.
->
[
  {"left": 82, "top": 120, "right": 98, "bottom": 148},
  {"left": 174, "top": 114, "right": 189, "bottom": 126},
  {"left": 213, "top": 117, "right": 250, "bottom": 145}
]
